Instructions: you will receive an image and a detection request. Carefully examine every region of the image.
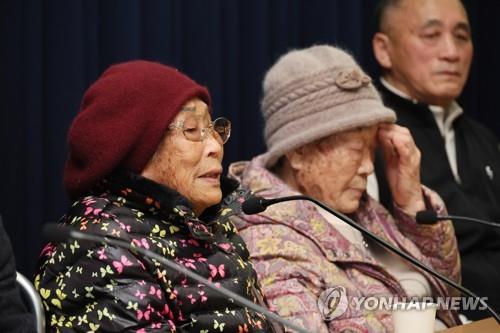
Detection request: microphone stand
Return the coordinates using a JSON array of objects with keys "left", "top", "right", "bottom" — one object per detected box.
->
[
  {"left": 246, "top": 195, "right": 500, "bottom": 324},
  {"left": 44, "top": 225, "right": 312, "bottom": 333},
  {"left": 416, "top": 210, "right": 500, "bottom": 228},
  {"left": 442, "top": 215, "right": 500, "bottom": 228}
]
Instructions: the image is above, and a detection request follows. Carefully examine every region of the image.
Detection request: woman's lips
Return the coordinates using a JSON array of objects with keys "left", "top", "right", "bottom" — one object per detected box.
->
[
  {"left": 198, "top": 169, "right": 222, "bottom": 183},
  {"left": 349, "top": 187, "right": 365, "bottom": 196}
]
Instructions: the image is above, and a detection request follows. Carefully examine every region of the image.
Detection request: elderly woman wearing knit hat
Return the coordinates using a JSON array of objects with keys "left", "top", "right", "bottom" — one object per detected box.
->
[
  {"left": 229, "top": 45, "right": 461, "bottom": 331},
  {"left": 34, "top": 61, "right": 274, "bottom": 332}
]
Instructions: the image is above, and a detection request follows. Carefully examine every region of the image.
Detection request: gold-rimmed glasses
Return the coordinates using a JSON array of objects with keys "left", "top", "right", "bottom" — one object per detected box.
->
[{"left": 168, "top": 117, "right": 231, "bottom": 144}]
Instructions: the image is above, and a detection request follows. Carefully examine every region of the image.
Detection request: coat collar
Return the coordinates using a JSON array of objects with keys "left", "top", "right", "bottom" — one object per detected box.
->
[
  {"left": 378, "top": 79, "right": 464, "bottom": 132},
  {"left": 378, "top": 80, "right": 440, "bottom": 128},
  {"left": 94, "top": 171, "right": 241, "bottom": 241}
]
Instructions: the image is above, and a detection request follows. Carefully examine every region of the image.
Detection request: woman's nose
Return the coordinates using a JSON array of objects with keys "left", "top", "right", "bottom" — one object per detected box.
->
[
  {"left": 359, "top": 150, "right": 374, "bottom": 175},
  {"left": 205, "top": 131, "right": 224, "bottom": 158}
]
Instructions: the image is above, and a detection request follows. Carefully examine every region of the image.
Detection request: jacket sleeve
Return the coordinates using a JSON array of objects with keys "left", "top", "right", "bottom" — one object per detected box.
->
[
  {"left": 391, "top": 186, "right": 461, "bottom": 294},
  {"left": 35, "top": 222, "right": 177, "bottom": 332}
]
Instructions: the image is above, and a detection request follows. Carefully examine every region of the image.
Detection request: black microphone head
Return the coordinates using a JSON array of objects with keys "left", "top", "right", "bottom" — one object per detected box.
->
[
  {"left": 415, "top": 210, "right": 439, "bottom": 224},
  {"left": 43, "top": 223, "right": 72, "bottom": 243},
  {"left": 241, "top": 197, "right": 267, "bottom": 215}
]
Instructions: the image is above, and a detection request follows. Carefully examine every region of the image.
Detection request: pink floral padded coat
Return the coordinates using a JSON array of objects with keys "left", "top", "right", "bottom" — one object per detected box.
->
[{"left": 229, "top": 155, "right": 461, "bottom": 332}]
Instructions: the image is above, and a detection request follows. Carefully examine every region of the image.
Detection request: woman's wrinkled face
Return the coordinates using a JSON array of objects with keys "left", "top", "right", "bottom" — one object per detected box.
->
[
  {"left": 289, "top": 125, "right": 378, "bottom": 214},
  {"left": 141, "top": 98, "right": 223, "bottom": 216}
]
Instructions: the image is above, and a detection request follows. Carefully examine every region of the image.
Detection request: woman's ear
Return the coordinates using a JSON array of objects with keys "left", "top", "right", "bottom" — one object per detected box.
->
[{"left": 285, "top": 147, "right": 306, "bottom": 171}]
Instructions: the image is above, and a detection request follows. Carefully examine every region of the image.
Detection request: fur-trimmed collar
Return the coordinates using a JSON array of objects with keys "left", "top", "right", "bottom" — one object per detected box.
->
[{"left": 93, "top": 170, "right": 241, "bottom": 223}]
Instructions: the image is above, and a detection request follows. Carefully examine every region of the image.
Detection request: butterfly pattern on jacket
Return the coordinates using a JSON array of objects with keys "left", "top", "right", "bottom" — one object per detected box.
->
[{"left": 34, "top": 172, "right": 273, "bottom": 332}]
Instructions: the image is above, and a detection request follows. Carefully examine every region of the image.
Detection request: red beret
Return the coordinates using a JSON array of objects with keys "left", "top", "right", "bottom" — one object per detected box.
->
[{"left": 64, "top": 60, "right": 210, "bottom": 199}]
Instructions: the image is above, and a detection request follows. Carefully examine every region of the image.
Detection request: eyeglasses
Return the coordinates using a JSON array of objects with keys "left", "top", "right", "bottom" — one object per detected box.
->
[{"left": 168, "top": 117, "right": 231, "bottom": 144}]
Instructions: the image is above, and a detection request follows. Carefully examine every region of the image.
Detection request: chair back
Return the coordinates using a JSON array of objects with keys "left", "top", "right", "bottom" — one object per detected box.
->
[{"left": 16, "top": 272, "right": 45, "bottom": 333}]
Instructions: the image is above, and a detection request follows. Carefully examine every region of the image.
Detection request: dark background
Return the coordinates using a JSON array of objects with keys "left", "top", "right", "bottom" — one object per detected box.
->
[{"left": 1, "top": 0, "right": 499, "bottom": 277}]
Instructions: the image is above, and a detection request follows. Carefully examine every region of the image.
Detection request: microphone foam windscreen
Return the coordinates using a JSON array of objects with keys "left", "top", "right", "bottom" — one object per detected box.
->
[
  {"left": 415, "top": 210, "right": 439, "bottom": 224},
  {"left": 241, "top": 197, "right": 266, "bottom": 215}
]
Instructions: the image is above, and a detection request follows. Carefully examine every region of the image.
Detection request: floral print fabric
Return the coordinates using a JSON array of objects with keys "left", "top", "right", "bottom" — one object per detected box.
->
[
  {"left": 228, "top": 156, "right": 461, "bottom": 332},
  {"left": 34, "top": 172, "right": 274, "bottom": 332}
]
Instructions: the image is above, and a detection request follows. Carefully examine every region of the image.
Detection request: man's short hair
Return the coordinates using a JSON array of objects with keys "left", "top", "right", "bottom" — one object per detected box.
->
[
  {"left": 374, "top": 0, "right": 402, "bottom": 33},
  {"left": 374, "top": 0, "right": 466, "bottom": 33}
]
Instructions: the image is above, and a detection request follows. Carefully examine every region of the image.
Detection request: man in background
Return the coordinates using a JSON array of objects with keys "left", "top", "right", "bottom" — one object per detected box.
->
[{"left": 372, "top": 0, "right": 500, "bottom": 319}]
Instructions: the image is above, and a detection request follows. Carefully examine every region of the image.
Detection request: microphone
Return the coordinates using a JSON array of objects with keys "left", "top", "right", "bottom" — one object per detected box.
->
[
  {"left": 240, "top": 196, "right": 285, "bottom": 215},
  {"left": 43, "top": 224, "right": 310, "bottom": 333},
  {"left": 416, "top": 210, "right": 500, "bottom": 228},
  {"left": 243, "top": 196, "right": 500, "bottom": 324}
]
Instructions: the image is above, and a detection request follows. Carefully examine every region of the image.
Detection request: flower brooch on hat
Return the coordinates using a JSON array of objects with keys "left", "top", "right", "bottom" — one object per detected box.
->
[{"left": 335, "top": 68, "right": 371, "bottom": 90}]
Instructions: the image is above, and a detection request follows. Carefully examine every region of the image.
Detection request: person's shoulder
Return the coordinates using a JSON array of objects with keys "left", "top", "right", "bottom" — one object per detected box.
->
[
  {"left": 240, "top": 219, "right": 325, "bottom": 259},
  {"left": 67, "top": 194, "right": 114, "bottom": 216},
  {"left": 235, "top": 203, "right": 329, "bottom": 257},
  {"left": 459, "top": 114, "right": 491, "bottom": 131},
  {"left": 459, "top": 114, "right": 500, "bottom": 143},
  {"left": 64, "top": 193, "right": 148, "bottom": 240}
]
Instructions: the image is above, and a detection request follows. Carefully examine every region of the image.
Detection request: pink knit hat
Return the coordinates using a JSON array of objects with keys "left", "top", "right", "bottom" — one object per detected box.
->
[
  {"left": 64, "top": 60, "right": 210, "bottom": 199},
  {"left": 261, "top": 45, "right": 396, "bottom": 167}
]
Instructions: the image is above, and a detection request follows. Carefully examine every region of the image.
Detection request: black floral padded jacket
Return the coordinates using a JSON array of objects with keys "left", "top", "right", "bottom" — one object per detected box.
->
[{"left": 34, "top": 172, "right": 275, "bottom": 332}]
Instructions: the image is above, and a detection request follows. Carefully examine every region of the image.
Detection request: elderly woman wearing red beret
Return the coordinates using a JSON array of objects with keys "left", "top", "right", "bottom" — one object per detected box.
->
[{"left": 34, "top": 61, "right": 273, "bottom": 332}]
